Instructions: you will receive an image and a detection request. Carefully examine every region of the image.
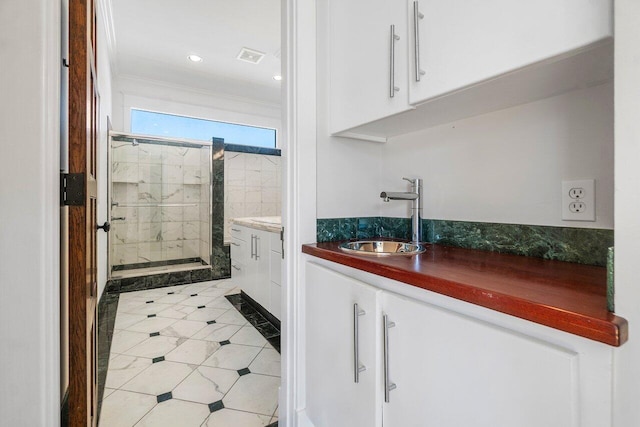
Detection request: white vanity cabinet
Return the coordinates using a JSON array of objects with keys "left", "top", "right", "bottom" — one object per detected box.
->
[
  {"left": 407, "top": 0, "right": 612, "bottom": 105},
  {"left": 328, "top": 0, "right": 412, "bottom": 135},
  {"left": 269, "top": 231, "right": 283, "bottom": 320},
  {"left": 230, "top": 223, "right": 282, "bottom": 320},
  {"left": 304, "top": 261, "right": 614, "bottom": 427}
]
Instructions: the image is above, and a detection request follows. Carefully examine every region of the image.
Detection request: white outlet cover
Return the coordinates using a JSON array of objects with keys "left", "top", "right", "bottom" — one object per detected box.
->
[{"left": 562, "top": 179, "right": 595, "bottom": 221}]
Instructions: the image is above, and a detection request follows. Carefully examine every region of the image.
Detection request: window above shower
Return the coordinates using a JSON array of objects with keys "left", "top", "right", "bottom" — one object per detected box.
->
[{"left": 130, "top": 109, "right": 277, "bottom": 149}]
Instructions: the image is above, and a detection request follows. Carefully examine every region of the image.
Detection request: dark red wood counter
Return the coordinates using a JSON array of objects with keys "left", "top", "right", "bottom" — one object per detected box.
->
[{"left": 302, "top": 242, "right": 627, "bottom": 347}]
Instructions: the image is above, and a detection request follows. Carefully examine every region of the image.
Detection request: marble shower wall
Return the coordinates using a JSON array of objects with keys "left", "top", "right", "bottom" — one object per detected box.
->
[
  {"left": 110, "top": 138, "right": 211, "bottom": 266},
  {"left": 224, "top": 152, "right": 282, "bottom": 242}
]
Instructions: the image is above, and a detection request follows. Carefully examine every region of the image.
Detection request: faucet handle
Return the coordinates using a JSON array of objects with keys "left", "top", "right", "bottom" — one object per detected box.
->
[{"left": 403, "top": 177, "right": 416, "bottom": 184}]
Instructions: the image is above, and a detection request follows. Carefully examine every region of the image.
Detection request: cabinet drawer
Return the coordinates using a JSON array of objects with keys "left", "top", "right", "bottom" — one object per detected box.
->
[
  {"left": 230, "top": 238, "right": 248, "bottom": 264},
  {"left": 230, "top": 224, "right": 247, "bottom": 241},
  {"left": 230, "top": 260, "right": 244, "bottom": 279}
]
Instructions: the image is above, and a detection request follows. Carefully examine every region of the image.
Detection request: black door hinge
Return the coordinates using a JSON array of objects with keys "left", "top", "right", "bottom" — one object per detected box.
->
[{"left": 60, "top": 172, "right": 85, "bottom": 206}]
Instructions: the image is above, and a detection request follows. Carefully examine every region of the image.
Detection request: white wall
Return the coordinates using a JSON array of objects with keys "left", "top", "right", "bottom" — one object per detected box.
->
[
  {"left": 111, "top": 75, "right": 282, "bottom": 144},
  {"left": 0, "top": 0, "right": 61, "bottom": 424},
  {"left": 315, "top": 0, "right": 382, "bottom": 219},
  {"left": 379, "top": 82, "right": 614, "bottom": 229},
  {"left": 613, "top": 0, "right": 640, "bottom": 425},
  {"left": 97, "top": 0, "right": 113, "bottom": 299}
]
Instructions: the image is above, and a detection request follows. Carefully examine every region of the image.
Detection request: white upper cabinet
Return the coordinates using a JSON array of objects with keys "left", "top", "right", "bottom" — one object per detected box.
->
[
  {"left": 408, "top": 0, "right": 613, "bottom": 105},
  {"left": 326, "top": 0, "right": 612, "bottom": 141},
  {"left": 328, "top": 0, "right": 413, "bottom": 135}
]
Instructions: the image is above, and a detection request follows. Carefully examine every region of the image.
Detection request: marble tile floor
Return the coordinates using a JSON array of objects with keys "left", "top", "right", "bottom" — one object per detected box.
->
[
  {"left": 111, "top": 262, "right": 209, "bottom": 279},
  {"left": 99, "top": 279, "right": 280, "bottom": 427}
]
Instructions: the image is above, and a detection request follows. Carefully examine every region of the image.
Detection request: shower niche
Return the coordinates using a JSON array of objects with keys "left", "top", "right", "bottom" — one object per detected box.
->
[{"left": 108, "top": 132, "right": 223, "bottom": 281}]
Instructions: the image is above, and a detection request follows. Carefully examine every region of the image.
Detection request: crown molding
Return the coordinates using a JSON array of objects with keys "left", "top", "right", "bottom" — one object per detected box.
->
[
  {"left": 116, "top": 73, "right": 282, "bottom": 111},
  {"left": 98, "top": 0, "right": 118, "bottom": 75}
]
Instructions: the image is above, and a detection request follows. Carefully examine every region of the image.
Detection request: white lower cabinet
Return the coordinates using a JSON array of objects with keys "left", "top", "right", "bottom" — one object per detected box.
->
[
  {"left": 381, "top": 292, "right": 575, "bottom": 427},
  {"left": 230, "top": 224, "right": 282, "bottom": 320},
  {"left": 306, "top": 263, "right": 382, "bottom": 427},
  {"left": 304, "top": 261, "right": 613, "bottom": 427}
]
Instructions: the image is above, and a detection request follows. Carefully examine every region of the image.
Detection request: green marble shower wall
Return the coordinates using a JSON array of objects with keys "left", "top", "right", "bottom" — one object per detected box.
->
[{"left": 316, "top": 217, "right": 613, "bottom": 267}]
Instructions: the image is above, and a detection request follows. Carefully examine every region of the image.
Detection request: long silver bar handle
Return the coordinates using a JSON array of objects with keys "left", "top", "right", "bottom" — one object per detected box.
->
[
  {"left": 389, "top": 25, "right": 400, "bottom": 98},
  {"left": 413, "top": 1, "right": 425, "bottom": 82},
  {"left": 383, "top": 314, "right": 397, "bottom": 402},
  {"left": 254, "top": 235, "right": 260, "bottom": 260},
  {"left": 250, "top": 234, "right": 255, "bottom": 259},
  {"left": 353, "top": 303, "right": 367, "bottom": 383}
]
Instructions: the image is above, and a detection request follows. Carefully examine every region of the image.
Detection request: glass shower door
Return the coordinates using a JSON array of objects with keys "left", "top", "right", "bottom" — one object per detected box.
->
[{"left": 108, "top": 134, "right": 212, "bottom": 278}]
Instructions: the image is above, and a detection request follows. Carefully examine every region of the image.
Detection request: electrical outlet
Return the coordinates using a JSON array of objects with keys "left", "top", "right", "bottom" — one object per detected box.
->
[
  {"left": 569, "top": 202, "right": 586, "bottom": 213},
  {"left": 569, "top": 187, "right": 585, "bottom": 199},
  {"left": 562, "top": 179, "right": 595, "bottom": 221}
]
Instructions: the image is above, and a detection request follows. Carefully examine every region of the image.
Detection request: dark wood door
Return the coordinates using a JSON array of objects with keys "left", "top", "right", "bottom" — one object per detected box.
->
[{"left": 68, "top": 0, "right": 99, "bottom": 425}]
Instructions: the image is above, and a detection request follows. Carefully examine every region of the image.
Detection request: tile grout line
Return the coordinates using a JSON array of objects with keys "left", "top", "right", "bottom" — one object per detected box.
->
[{"left": 102, "top": 282, "right": 279, "bottom": 426}]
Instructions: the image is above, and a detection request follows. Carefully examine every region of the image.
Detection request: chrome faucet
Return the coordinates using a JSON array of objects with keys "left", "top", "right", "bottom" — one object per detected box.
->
[{"left": 380, "top": 177, "right": 423, "bottom": 244}]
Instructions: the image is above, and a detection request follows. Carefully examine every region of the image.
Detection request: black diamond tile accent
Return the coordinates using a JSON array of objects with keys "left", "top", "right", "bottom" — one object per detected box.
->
[
  {"left": 147, "top": 314, "right": 156, "bottom": 318},
  {"left": 198, "top": 305, "right": 206, "bottom": 309},
  {"left": 237, "top": 367, "right": 251, "bottom": 376},
  {"left": 146, "top": 300, "right": 154, "bottom": 304},
  {"left": 157, "top": 392, "right": 172, "bottom": 403},
  {"left": 208, "top": 400, "right": 224, "bottom": 413},
  {"left": 266, "top": 422, "right": 278, "bottom": 427},
  {"left": 190, "top": 293, "right": 198, "bottom": 297},
  {"left": 149, "top": 332, "right": 160, "bottom": 337},
  {"left": 219, "top": 340, "right": 230, "bottom": 346},
  {"left": 207, "top": 320, "right": 216, "bottom": 325},
  {"left": 152, "top": 356, "right": 165, "bottom": 363},
  {"left": 167, "top": 292, "right": 175, "bottom": 295}
]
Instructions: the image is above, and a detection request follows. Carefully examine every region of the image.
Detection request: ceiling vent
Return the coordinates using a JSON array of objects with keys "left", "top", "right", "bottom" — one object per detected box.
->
[{"left": 237, "top": 47, "right": 266, "bottom": 64}]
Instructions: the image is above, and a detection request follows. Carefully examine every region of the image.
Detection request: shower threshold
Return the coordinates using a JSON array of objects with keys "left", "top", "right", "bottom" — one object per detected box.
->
[{"left": 110, "top": 262, "right": 210, "bottom": 279}]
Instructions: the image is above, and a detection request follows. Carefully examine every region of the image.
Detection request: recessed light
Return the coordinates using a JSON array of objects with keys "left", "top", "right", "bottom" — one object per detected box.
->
[
  {"left": 273, "top": 75, "right": 282, "bottom": 81},
  {"left": 187, "top": 54, "right": 203, "bottom": 63}
]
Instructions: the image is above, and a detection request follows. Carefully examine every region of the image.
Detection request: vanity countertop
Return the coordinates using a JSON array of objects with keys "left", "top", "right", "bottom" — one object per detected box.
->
[
  {"left": 302, "top": 241, "right": 627, "bottom": 347},
  {"left": 232, "top": 216, "right": 281, "bottom": 233}
]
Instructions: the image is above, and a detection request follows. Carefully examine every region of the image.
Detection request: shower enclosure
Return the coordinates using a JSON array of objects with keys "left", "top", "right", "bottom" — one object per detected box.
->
[{"left": 108, "top": 132, "right": 212, "bottom": 279}]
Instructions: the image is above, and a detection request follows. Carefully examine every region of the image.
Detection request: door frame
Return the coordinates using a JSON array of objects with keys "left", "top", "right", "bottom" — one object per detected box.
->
[{"left": 281, "top": 0, "right": 318, "bottom": 425}]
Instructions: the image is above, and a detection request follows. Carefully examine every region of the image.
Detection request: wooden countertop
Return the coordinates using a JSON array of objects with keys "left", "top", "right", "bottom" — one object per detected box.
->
[{"left": 302, "top": 242, "right": 627, "bottom": 347}]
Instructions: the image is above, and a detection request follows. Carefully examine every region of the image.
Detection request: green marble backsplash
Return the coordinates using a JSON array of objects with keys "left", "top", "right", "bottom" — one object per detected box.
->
[{"left": 317, "top": 217, "right": 613, "bottom": 267}]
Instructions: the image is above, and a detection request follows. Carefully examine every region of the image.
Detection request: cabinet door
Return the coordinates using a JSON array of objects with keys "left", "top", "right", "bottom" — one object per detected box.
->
[
  {"left": 250, "top": 229, "right": 270, "bottom": 309},
  {"left": 328, "top": 0, "right": 411, "bottom": 134},
  {"left": 305, "top": 263, "right": 382, "bottom": 427},
  {"left": 381, "top": 291, "right": 578, "bottom": 427},
  {"left": 408, "top": 0, "right": 612, "bottom": 105}
]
